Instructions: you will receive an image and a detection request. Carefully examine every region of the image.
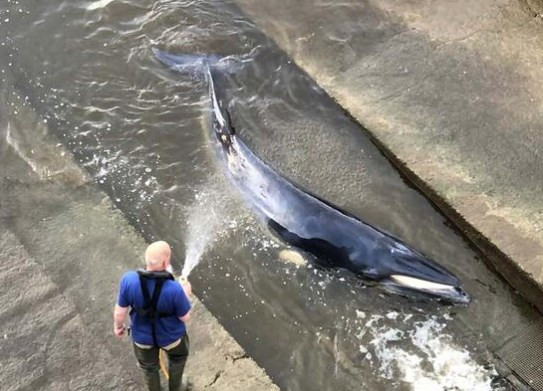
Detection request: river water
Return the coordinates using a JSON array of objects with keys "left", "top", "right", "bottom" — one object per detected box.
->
[{"left": 1, "top": 0, "right": 541, "bottom": 390}]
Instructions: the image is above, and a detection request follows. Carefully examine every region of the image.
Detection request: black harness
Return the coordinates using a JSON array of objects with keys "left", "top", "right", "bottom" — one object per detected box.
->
[{"left": 134, "top": 269, "right": 175, "bottom": 347}]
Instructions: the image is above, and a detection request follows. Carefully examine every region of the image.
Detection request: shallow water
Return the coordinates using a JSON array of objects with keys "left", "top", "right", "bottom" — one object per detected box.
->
[{"left": 0, "top": 0, "right": 540, "bottom": 390}]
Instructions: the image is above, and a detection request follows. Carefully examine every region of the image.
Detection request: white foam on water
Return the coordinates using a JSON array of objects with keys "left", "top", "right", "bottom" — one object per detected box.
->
[
  {"left": 360, "top": 313, "right": 495, "bottom": 391},
  {"left": 83, "top": 151, "right": 160, "bottom": 207},
  {"left": 86, "top": 0, "right": 115, "bottom": 11}
]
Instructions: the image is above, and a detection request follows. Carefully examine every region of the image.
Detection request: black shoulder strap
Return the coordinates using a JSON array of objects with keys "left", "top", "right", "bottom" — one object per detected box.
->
[
  {"left": 138, "top": 273, "right": 152, "bottom": 311},
  {"left": 150, "top": 278, "right": 165, "bottom": 317},
  {"left": 136, "top": 270, "right": 175, "bottom": 347},
  {"left": 137, "top": 269, "right": 174, "bottom": 280}
]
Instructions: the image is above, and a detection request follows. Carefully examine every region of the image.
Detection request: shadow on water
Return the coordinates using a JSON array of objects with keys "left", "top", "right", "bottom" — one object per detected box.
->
[{"left": 1, "top": 0, "right": 541, "bottom": 390}]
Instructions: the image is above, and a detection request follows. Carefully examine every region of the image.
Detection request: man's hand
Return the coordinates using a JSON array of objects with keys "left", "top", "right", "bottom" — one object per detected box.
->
[
  {"left": 113, "top": 304, "right": 129, "bottom": 339},
  {"left": 114, "top": 324, "right": 125, "bottom": 338},
  {"left": 180, "top": 278, "right": 193, "bottom": 299}
]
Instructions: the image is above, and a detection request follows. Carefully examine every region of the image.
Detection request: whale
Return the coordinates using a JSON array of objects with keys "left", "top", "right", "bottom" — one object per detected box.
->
[{"left": 153, "top": 49, "right": 470, "bottom": 304}]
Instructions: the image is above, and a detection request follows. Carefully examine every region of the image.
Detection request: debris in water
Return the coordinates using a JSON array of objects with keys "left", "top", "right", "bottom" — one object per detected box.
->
[{"left": 278, "top": 249, "right": 306, "bottom": 266}]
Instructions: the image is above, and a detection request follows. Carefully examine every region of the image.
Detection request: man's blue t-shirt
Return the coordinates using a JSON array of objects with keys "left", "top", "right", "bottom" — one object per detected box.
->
[{"left": 117, "top": 271, "right": 191, "bottom": 347}]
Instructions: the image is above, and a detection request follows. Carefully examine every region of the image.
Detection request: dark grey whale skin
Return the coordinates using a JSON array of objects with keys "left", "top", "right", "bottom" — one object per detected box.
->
[{"left": 153, "top": 49, "right": 469, "bottom": 304}]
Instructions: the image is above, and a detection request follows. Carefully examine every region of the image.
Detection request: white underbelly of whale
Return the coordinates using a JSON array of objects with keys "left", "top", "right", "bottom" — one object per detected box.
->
[{"left": 391, "top": 275, "right": 456, "bottom": 291}]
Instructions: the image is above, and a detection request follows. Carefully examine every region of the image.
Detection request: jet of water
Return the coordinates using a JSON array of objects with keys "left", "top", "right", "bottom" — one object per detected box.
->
[{"left": 181, "top": 189, "right": 224, "bottom": 279}]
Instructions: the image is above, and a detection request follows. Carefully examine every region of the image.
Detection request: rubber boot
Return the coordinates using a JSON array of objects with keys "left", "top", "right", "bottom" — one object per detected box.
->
[
  {"left": 142, "top": 370, "right": 161, "bottom": 391},
  {"left": 181, "top": 374, "right": 192, "bottom": 391},
  {"left": 166, "top": 336, "right": 189, "bottom": 391},
  {"left": 168, "top": 360, "right": 186, "bottom": 391}
]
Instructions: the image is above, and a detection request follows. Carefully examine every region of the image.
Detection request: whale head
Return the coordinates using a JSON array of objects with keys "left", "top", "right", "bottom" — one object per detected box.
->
[{"left": 375, "top": 244, "right": 470, "bottom": 304}]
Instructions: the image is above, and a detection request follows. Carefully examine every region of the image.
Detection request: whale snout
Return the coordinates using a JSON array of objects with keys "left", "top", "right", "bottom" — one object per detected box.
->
[
  {"left": 384, "top": 274, "right": 470, "bottom": 304},
  {"left": 375, "top": 245, "right": 470, "bottom": 303}
]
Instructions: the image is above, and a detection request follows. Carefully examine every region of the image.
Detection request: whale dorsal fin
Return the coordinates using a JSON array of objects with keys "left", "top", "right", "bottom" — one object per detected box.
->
[{"left": 223, "top": 106, "right": 236, "bottom": 136}]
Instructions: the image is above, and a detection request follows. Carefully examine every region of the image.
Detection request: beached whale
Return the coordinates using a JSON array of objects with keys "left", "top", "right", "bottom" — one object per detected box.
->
[{"left": 153, "top": 49, "right": 469, "bottom": 304}]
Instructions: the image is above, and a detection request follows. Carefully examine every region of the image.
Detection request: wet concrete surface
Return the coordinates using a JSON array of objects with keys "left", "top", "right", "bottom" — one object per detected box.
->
[
  {"left": 233, "top": 0, "right": 543, "bottom": 313},
  {"left": 0, "top": 229, "right": 141, "bottom": 391},
  {"left": 0, "top": 102, "right": 278, "bottom": 390}
]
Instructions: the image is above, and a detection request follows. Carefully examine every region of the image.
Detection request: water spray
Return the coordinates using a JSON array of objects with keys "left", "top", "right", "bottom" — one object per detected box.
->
[{"left": 181, "top": 186, "right": 227, "bottom": 279}]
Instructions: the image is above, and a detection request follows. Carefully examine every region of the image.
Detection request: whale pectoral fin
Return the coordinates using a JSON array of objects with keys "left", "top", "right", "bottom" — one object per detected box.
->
[
  {"left": 266, "top": 219, "right": 349, "bottom": 269},
  {"left": 263, "top": 218, "right": 287, "bottom": 244},
  {"left": 267, "top": 219, "right": 298, "bottom": 243}
]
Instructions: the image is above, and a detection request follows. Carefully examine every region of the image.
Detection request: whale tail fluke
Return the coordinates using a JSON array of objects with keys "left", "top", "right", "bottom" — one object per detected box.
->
[
  {"left": 151, "top": 47, "right": 253, "bottom": 76},
  {"left": 152, "top": 47, "right": 217, "bottom": 73},
  {"left": 152, "top": 47, "right": 237, "bottom": 139}
]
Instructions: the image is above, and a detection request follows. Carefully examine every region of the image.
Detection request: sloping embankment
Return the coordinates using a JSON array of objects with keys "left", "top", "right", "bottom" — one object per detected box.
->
[
  {"left": 234, "top": 0, "right": 543, "bottom": 314},
  {"left": 0, "top": 82, "right": 278, "bottom": 391}
]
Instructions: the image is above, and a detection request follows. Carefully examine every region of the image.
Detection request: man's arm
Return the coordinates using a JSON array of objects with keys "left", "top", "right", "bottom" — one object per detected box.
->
[
  {"left": 114, "top": 273, "right": 130, "bottom": 338},
  {"left": 113, "top": 304, "right": 129, "bottom": 338},
  {"left": 180, "top": 312, "right": 190, "bottom": 323},
  {"left": 176, "top": 280, "right": 192, "bottom": 323}
]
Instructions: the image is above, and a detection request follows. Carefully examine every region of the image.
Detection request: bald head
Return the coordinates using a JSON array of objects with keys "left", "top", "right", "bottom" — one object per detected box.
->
[{"left": 145, "top": 241, "right": 171, "bottom": 271}]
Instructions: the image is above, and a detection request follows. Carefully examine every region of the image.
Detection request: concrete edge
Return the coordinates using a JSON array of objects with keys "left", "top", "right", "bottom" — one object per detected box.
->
[{"left": 338, "top": 106, "right": 543, "bottom": 314}]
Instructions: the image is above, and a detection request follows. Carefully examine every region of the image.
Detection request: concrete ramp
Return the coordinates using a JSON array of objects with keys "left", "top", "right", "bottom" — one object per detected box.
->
[
  {"left": 0, "top": 83, "right": 279, "bottom": 390},
  {"left": 0, "top": 230, "right": 141, "bottom": 390}
]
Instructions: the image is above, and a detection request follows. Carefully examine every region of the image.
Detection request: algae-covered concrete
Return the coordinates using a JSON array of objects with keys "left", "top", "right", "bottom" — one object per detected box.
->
[
  {"left": 0, "top": 88, "right": 278, "bottom": 390},
  {"left": 234, "top": 0, "right": 543, "bottom": 312}
]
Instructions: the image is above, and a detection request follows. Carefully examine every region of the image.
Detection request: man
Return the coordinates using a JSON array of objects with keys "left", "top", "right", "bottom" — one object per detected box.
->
[{"left": 114, "top": 241, "right": 192, "bottom": 391}]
